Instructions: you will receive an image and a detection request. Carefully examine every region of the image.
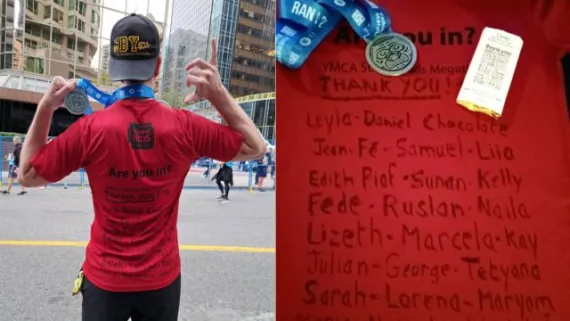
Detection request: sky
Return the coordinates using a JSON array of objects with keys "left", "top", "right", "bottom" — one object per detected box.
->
[{"left": 91, "top": 0, "right": 170, "bottom": 69}]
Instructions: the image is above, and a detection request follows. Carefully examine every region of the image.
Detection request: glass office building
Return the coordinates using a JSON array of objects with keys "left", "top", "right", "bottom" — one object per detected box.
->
[
  {"left": 161, "top": 0, "right": 244, "bottom": 108},
  {"left": 236, "top": 92, "right": 275, "bottom": 144},
  {"left": 160, "top": 0, "right": 213, "bottom": 107},
  {"left": 0, "top": 0, "right": 169, "bottom": 134},
  {"left": 161, "top": 0, "right": 276, "bottom": 119},
  {"left": 1, "top": 0, "right": 168, "bottom": 83},
  {"left": 1, "top": 0, "right": 103, "bottom": 80},
  {"left": 230, "top": 0, "right": 275, "bottom": 97}
]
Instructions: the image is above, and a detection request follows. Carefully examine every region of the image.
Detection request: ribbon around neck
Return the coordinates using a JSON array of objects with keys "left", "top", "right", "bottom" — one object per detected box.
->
[
  {"left": 76, "top": 79, "right": 155, "bottom": 115},
  {"left": 276, "top": 0, "right": 392, "bottom": 69}
]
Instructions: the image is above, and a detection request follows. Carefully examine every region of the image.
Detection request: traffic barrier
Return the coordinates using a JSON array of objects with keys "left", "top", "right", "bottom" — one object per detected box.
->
[
  {"left": 0, "top": 134, "right": 77, "bottom": 189},
  {"left": 0, "top": 136, "right": 275, "bottom": 192}
]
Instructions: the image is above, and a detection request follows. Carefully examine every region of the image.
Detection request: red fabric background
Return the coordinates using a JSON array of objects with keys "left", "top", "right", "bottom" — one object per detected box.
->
[{"left": 276, "top": 0, "right": 570, "bottom": 320}]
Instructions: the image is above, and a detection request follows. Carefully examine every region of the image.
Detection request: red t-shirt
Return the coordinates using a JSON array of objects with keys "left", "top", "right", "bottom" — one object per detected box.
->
[
  {"left": 31, "top": 99, "right": 243, "bottom": 292},
  {"left": 277, "top": 0, "right": 570, "bottom": 320}
]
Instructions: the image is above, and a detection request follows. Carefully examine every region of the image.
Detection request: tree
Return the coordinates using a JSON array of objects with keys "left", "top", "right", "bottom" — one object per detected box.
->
[
  {"left": 160, "top": 91, "right": 186, "bottom": 108},
  {"left": 95, "top": 71, "right": 112, "bottom": 86}
]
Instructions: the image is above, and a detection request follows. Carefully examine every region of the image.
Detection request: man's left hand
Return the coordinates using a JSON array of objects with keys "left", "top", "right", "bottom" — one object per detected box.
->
[
  {"left": 39, "top": 76, "right": 77, "bottom": 111},
  {"left": 183, "top": 39, "right": 225, "bottom": 104}
]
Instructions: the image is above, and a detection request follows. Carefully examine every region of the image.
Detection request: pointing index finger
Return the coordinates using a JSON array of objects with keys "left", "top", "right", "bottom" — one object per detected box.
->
[
  {"left": 210, "top": 38, "right": 217, "bottom": 66},
  {"left": 185, "top": 58, "right": 213, "bottom": 71}
]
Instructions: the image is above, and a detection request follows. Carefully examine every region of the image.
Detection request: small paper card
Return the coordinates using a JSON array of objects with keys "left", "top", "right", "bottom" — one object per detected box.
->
[{"left": 457, "top": 27, "right": 523, "bottom": 118}]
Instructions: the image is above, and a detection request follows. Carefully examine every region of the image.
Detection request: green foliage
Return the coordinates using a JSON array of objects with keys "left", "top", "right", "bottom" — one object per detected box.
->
[
  {"left": 95, "top": 71, "right": 112, "bottom": 86},
  {"left": 160, "top": 91, "right": 186, "bottom": 108}
]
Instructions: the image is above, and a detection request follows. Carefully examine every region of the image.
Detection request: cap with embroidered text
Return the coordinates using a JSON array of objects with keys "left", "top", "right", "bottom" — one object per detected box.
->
[{"left": 108, "top": 13, "right": 160, "bottom": 82}]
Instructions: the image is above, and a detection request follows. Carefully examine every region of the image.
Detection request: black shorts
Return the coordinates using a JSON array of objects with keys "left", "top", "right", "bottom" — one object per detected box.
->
[
  {"left": 8, "top": 166, "right": 17, "bottom": 179},
  {"left": 81, "top": 275, "right": 181, "bottom": 321}
]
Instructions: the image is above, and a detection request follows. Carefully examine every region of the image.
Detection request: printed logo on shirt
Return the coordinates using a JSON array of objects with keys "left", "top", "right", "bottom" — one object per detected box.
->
[{"left": 128, "top": 122, "right": 154, "bottom": 150}]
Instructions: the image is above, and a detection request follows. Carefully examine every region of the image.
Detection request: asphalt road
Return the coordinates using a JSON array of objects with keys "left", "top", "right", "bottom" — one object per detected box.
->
[{"left": 0, "top": 187, "right": 275, "bottom": 321}]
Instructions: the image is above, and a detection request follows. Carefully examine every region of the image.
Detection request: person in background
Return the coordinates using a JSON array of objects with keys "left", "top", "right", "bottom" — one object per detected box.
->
[
  {"left": 271, "top": 159, "right": 276, "bottom": 190},
  {"left": 1, "top": 136, "right": 26, "bottom": 195},
  {"left": 212, "top": 162, "right": 233, "bottom": 202},
  {"left": 265, "top": 150, "right": 272, "bottom": 167},
  {"left": 268, "top": 146, "right": 275, "bottom": 178},
  {"left": 202, "top": 158, "right": 213, "bottom": 179},
  {"left": 254, "top": 144, "right": 272, "bottom": 187},
  {"left": 5, "top": 153, "right": 14, "bottom": 172},
  {"left": 256, "top": 156, "right": 268, "bottom": 191},
  {"left": 270, "top": 160, "right": 276, "bottom": 179},
  {"left": 253, "top": 160, "right": 260, "bottom": 186}
]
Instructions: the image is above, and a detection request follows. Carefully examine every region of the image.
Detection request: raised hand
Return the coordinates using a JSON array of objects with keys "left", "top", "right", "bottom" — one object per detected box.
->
[
  {"left": 183, "top": 39, "right": 225, "bottom": 105},
  {"left": 39, "top": 76, "right": 77, "bottom": 111}
]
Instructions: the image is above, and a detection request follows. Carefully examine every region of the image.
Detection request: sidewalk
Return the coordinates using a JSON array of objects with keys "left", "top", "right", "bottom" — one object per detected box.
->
[{"left": 0, "top": 169, "right": 275, "bottom": 190}]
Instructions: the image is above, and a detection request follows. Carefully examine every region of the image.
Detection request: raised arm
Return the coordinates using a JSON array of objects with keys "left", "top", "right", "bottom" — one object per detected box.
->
[
  {"left": 18, "top": 77, "right": 83, "bottom": 187},
  {"left": 183, "top": 39, "right": 267, "bottom": 161}
]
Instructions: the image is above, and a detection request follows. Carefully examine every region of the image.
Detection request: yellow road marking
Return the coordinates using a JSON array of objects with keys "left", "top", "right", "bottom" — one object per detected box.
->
[{"left": 0, "top": 240, "right": 275, "bottom": 253}]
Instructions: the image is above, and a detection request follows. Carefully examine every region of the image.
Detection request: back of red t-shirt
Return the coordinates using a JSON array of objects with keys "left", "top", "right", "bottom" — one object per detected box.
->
[
  {"left": 85, "top": 100, "right": 194, "bottom": 292},
  {"left": 276, "top": 0, "right": 570, "bottom": 319},
  {"left": 31, "top": 99, "right": 243, "bottom": 292}
]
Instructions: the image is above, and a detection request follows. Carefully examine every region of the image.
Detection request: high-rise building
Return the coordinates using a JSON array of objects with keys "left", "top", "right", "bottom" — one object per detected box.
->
[
  {"left": 0, "top": 0, "right": 170, "bottom": 135},
  {"left": 161, "top": 27, "right": 209, "bottom": 106},
  {"left": 1, "top": 0, "right": 102, "bottom": 79},
  {"left": 160, "top": 0, "right": 214, "bottom": 108},
  {"left": 236, "top": 91, "right": 275, "bottom": 143},
  {"left": 98, "top": 43, "right": 109, "bottom": 73},
  {"left": 229, "top": 0, "right": 275, "bottom": 97},
  {"left": 161, "top": 0, "right": 275, "bottom": 102},
  {"left": 161, "top": 0, "right": 276, "bottom": 142}
]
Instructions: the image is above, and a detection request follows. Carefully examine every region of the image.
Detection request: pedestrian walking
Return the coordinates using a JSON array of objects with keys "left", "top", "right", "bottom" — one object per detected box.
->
[
  {"left": 16, "top": 13, "right": 266, "bottom": 321},
  {"left": 1, "top": 136, "right": 27, "bottom": 195},
  {"left": 212, "top": 162, "right": 233, "bottom": 202},
  {"left": 202, "top": 158, "right": 212, "bottom": 178},
  {"left": 256, "top": 156, "right": 268, "bottom": 191}
]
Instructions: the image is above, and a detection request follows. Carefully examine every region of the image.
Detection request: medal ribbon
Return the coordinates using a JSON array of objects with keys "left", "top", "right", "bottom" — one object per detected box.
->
[
  {"left": 75, "top": 79, "right": 155, "bottom": 115},
  {"left": 276, "top": 0, "right": 392, "bottom": 69}
]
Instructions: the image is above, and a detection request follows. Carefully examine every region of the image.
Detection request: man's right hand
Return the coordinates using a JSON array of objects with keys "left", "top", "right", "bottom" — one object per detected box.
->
[
  {"left": 184, "top": 39, "right": 225, "bottom": 105},
  {"left": 39, "top": 76, "right": 76, "bottom": 111}
]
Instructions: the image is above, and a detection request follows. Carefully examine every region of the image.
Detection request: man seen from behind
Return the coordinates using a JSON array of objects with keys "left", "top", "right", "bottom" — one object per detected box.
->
[{"left": 17, "top": 13, "right": 266, "bottom": 321}]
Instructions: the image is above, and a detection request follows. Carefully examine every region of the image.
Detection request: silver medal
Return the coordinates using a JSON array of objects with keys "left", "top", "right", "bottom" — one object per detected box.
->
[
  {"left": 65, "top": 90, "right": 89, "bottom": 115},
  {"left": 366, "top": 32, "right": 417, "bottom": 76}
]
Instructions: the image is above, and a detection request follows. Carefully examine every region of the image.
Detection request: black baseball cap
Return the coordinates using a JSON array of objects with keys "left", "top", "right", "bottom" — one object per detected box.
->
[{"left": 108, "top": 13, "right": 160, "bottom": 82}]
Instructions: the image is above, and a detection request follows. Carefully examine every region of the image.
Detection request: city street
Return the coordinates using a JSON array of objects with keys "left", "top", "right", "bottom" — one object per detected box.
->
[
  {"left": 0, "top": 188, "right": 275, "bottom": 321},
  {"left": 0, "top": 167, "right": 267, "bottom": 190}
]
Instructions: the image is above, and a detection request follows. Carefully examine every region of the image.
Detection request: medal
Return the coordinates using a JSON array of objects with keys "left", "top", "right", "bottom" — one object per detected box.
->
[
  {"left": 365, "top": 32, "right": 417, "bottom": 76},
  {"left": 64, "top": 90, "right": 90, "bottom": 115},
  {"left": 277, "top": 1, "right": 418, "bottom": 75},
  {"left": 63, "top": 79, "right": 156, "bottom": 115}
]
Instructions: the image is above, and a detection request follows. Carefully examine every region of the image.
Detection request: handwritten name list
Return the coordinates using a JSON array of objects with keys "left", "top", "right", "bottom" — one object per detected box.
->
[
  {"left": 296, "top": 105, "right": 554, "bottom": 321},
  {"left": 98, "top": 163, "right": 177, "bottom": 280}
]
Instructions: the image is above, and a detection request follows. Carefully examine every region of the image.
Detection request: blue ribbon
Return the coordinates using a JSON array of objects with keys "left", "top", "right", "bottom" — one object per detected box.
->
[
  {"left": 276, "top": 0, "right": 392, "bottom": 69},
  {"left": 75, "top": 79, "right": 155, "bottom": 115}
]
